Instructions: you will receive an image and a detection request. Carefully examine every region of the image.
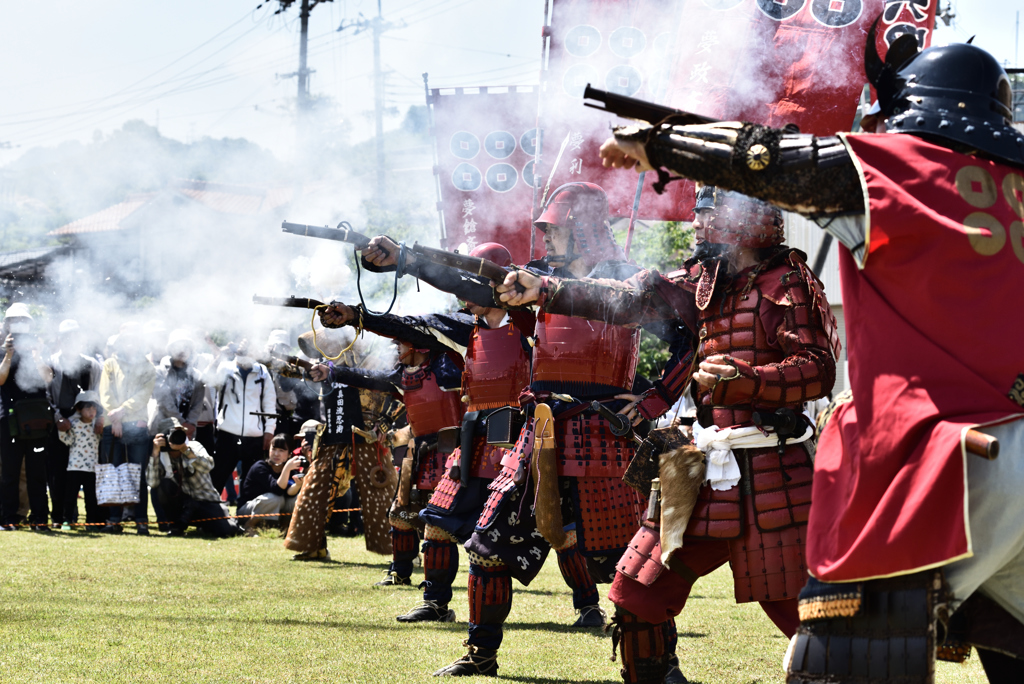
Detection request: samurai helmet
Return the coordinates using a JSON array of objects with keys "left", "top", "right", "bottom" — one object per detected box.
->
[
  {"left": 534, "top": 182, "right": 622, "bottom": 265},
  {"left": 865, "top": 16, "right": 1024, "bottom": 167},
  {"left": 469, "top": 242, "right": 513, "bottom": 268},
  {"left": 695, "top": 185, "right": 784, "bottom": 249}
]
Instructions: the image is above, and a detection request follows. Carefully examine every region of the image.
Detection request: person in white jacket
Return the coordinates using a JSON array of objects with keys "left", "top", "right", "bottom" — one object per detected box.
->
[{"left": 209, "top": 343, "right": 276, "bottom": 507}]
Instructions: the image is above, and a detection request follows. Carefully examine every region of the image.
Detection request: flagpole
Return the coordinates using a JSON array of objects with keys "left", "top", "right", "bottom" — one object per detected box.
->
[{"left": 624, "top": 171, "right": 644, "bottom": 258}]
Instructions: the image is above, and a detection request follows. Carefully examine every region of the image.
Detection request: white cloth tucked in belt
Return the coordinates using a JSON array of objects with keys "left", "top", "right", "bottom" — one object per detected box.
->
[{"left": 691, "top": 422, "right": 814, "bottom": 491}]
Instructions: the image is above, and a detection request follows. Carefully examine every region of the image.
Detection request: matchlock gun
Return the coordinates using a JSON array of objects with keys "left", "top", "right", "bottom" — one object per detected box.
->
[
  {"left": 582, "top": 84, "right": 716, "bottom": 126},
  {"left": 252, "top": 295, "right": 326, "bottom": 310}
]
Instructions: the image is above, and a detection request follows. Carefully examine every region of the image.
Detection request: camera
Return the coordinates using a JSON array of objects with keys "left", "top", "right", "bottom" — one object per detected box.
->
[
  {"left": 161, "top": 426, "right": 189, "bottom": 452},
  {"left": 294, "top": 455, "right": 309, "bottom": 470}
]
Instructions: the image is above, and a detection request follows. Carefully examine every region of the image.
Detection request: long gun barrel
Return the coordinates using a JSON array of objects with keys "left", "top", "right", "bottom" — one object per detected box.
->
[
  {"left": 281, "top": 221, "right": 373, "bottom": 249},
  {"left": 252, "top": 295, "right": 326, "bottom": 309},
  {"left": 270, "top": 351, "right": 315, "bottom": 372},
  {"left": 582, "top": 84, "right": 716, "bottom": 126}
]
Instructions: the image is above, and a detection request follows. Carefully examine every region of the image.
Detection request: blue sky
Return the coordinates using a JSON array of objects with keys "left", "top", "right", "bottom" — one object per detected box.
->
[{"left": 0, "top": 0, "right": 1016, "bottom": 165}]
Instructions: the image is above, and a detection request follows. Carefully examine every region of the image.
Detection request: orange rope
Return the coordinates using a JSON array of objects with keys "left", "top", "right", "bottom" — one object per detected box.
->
[{"left": 16, "top": 507, "right": 363, "bottom": 529}]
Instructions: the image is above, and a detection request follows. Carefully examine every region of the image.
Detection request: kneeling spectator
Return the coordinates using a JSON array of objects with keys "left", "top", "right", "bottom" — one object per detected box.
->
[
  {"left": 147, "top": 420, "right": 240, "bottom": 538},
  {"left": 237, "top": 435, "right": 304, "bottom": 536},
  {"left": 57, "top": 391, "right": 105, "bottom": 530}
]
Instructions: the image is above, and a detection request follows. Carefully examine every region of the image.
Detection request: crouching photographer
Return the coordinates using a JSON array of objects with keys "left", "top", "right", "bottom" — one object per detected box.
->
[
  {"left": 237, "top": 434, "right": 305, "bottom": 536},
  {"left": 147, "top": 420, "right": 241, "bottom": 538}
]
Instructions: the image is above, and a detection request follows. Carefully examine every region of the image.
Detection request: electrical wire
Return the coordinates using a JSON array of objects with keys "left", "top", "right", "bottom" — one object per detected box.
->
[
  {"left": 0, "top": 9, "right": 260, "bottom": 123},
  {"left": 7, "top": 22, "right": 368, "bottom": 147},
  {"left": 382, "top": 34, "right": 534, "bottom": 59}
]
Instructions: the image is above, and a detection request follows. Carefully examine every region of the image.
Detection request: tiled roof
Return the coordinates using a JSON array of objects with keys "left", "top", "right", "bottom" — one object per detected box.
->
[
  {"left": 0, "top": 244, "right": 71, "bottom": 279},
  {"left": 48, "top": 194, "right": 154, "bottom": 236},
  {"left": 48, "top": 180, "right": 293, "bottom": 235},
  {"left": 173, "top": 180, "right": 294, "bottom": 216}
]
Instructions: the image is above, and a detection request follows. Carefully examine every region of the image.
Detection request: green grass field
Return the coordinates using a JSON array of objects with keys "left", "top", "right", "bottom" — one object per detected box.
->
[{"left": 0, "top": 528, "right": 990, "bottom": 684}]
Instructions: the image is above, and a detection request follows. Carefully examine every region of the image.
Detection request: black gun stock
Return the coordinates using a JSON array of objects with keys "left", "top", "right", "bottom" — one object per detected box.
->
[
  {"left": 252, "top": 295, "right": 326, "bottom": 309},
  {"left": 582, "top": 84, "right": 716, "bottom": 126},
  {"left": 281, "top": 221, "right": 373, "bottom": 249}
]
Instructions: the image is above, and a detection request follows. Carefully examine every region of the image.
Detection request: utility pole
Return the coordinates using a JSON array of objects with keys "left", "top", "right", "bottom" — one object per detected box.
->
[
  {"left": 274, "top": 0, "right": 332, "bottom": 156},
  {"left": 340, "top": 1, "right": 400, "bottom": 200}
]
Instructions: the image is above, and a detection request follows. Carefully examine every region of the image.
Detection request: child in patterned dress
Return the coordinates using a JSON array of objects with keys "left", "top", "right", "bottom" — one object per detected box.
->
[{"left": 57, "top": 390, "right": 104, "bottom": 531}]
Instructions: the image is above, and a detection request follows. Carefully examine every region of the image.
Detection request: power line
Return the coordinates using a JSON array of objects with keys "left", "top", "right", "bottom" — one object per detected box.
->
[
  {"left": 382, "top": 34, "right": 534, "bottom": 59},
  {"left": 4, "top": 19, "right": 371, "bottom": 147},
  {"left": 0, "top": 9, "right": 265, "bottom": 125},
  {"left": 4, "top": 16, "right": 280, "bottom": 143}
]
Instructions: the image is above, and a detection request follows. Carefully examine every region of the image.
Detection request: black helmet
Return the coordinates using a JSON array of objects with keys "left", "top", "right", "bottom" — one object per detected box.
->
[{"left": 865, "top": 17, "right": 1024, "bottom": 167}]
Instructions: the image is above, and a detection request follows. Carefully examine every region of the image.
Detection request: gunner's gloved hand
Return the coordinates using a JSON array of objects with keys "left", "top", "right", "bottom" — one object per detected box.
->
[
  {"left": 496, "top": 270, "right": 542, "bottom": 307},
  {"left": 600, "top": 127, "right": 654, "bottom": 172},
  {"left": 308, "top": 364, "right": 330, "bottom": 382},
  {"left": 318, "top": 303, "right": 356, "bottom": 328},
  {"left": 364, "top": 236, "right": 400, "bottom": 268}
]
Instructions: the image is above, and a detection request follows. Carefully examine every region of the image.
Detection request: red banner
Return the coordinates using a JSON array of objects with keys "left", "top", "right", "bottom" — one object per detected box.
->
[
  {"left": 658, "top": 0, "right": 937, "bottom": 131},
  {"left": 428, "top": 86, "right": 540, "bottom": 265},
  {"left": 536, "top": 0, "right": 937, "bottom": 222},
  {"left": 538, "top": 0, "right": 691, "bottom": 223}
]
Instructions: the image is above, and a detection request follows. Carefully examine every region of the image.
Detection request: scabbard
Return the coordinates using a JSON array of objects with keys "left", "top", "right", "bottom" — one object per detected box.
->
[{"left": 458, "top": 411, "right": 480, "bottom": 487}]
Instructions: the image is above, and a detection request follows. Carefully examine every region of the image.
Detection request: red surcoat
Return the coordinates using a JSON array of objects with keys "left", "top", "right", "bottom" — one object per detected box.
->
[{"left": 808, "top": 134, "right": 1024, "bottom": 582}]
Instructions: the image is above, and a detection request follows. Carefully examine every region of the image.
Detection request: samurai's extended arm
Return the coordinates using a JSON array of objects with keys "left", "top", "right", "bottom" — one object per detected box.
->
[{"left": 617, "top": 119, "right": 863, "bottom": 217}]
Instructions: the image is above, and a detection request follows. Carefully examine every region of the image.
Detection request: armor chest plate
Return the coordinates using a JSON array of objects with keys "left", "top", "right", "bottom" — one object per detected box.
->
[
  {"left": 403, "top": 370, "right": 463, "bottom": 437},
  {"left": 463, "top": 323, "right": 531, "bottom": 411},
  {"left": 697, "top": 287, "right": 783, "bottom": 368},
  {"left": 533, "top": 312, "right": 640, "bottom": 391}
]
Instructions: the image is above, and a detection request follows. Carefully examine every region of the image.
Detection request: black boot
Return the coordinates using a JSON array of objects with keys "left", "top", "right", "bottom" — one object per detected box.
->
[
  {"left": 374, "top": 570, "right": 412, "bottom": 587},
  {"left": 573, "top": 604, "right": 607, "bottom": 628},
  {"left": 663, "top": 654, "right": 688, "bottom": 684},
  {"left": 433, "top": 644, "right": 499, "bottom": 677},
  {"left": 397, "top": 600, "right": 455, "bottom": 623}
]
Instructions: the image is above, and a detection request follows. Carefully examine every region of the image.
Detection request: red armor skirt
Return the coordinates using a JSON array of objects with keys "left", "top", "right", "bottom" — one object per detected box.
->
[
  {"left": 684, "top": 443, "right": 813, "bottom": 538},
  {"left": 428, "top": 439, "right": 505, "bottom": 511},
  {"left": 557, "top": 412, "right": 636, "bottom": 478}
]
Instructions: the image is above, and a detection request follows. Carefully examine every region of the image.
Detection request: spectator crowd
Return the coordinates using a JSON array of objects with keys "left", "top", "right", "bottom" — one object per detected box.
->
[{"left": 0, "top": 302, "right": 340, "bottom": 539}]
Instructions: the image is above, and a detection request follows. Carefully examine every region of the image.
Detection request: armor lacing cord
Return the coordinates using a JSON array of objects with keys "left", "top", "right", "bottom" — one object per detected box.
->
[
  {"left": 578, "top": 604, "right": 608, "bottom": 622},
  {"left": 460, "top": 641, "right": 498, "bottom": 667},
  {"left": 607, "top": 615, "right": 625, "bottom": 662}
]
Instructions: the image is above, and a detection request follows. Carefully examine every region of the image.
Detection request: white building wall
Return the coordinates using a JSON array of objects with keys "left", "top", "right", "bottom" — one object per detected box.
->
[{"left": 785, "top": 212, "right": 847, "bottom": 396}]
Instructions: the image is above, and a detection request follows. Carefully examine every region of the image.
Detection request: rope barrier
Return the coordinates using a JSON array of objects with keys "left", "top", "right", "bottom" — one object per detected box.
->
[{"left": 6, "top": 507, "right": 363, "bottom": 529}]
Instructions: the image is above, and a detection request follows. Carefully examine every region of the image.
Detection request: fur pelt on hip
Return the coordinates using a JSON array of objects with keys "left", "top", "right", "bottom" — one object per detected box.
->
[{"left": 659, "top": 445, "right": 706, "bottom": 565}]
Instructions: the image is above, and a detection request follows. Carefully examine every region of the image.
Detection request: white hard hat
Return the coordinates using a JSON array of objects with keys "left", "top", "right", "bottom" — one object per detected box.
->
[
  {"left": 4, "top": 303, "right": 32, "bottom": 320},
  {"left": 58, "top": 319, "right": 80, "bottom": 335},
  {"left": 167, "top": 329, "right": 195, "bottom": 347},
  {"left": 267, "top": 329, "right": 290, "bottom": 347}
]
